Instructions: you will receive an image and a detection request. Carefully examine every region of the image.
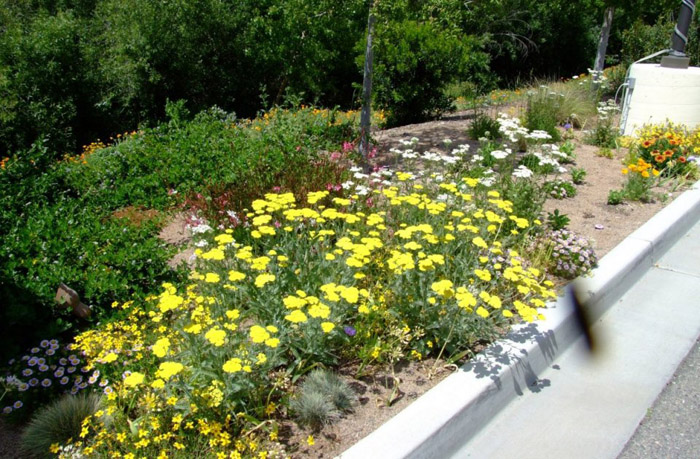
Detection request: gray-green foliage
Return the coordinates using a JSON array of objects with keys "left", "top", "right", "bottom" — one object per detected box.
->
[
  {"left": 291, "top": 369, "right": 356, "bottom": 429},
  {"left": 20, "top": 393, "right": 103, "bottom": 458}
]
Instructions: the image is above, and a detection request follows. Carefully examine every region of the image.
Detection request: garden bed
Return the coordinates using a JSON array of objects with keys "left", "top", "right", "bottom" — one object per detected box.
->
[
  {"left": 271, "top": 116, "right": 685, "bottom": 458},
  {"left": 2, "top": 101, "right": 697, "bottom": 459}
]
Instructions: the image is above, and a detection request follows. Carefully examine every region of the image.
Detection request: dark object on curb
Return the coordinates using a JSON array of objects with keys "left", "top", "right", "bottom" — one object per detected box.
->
[
  {"left": 570, "top": 283, "right": 597, "bottom": 354},
  {"left": 55, "top": 283, "right": 91, "bottom": 319}
]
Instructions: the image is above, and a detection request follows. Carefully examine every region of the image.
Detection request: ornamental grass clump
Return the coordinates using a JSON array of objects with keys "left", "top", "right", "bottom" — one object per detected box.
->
[
  {"left": 53, "top": 126, "right": 561, "bottom": 457},
  {"left": 291, "top": 369, "right": 355, "bottom": 429},
  {"left": 20, "top": 393, "right": 103, "bottom": 458}
]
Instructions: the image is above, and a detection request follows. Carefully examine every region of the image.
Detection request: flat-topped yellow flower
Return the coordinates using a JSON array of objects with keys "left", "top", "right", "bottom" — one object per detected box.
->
[
  {"left": 200, "top": 248, "right": 225, "bottom": 261},
  {"left": 123, "top": 372, "right": 145, "bottom": 387},
  {"left": 472, "top": 236, "right": 488, "bottom": 249},
  {"left": 285, "top": 309, "right": 308, "bottom": 323},
  {"left": 249, "top": 325, "right": 271, "bottom": 343},
  {"left": 214, "top": 233, "right": 235, "bottom": 244},
  {"left": 156, "top": 361, "right": 184, "bottom": 380},
  {"left": 152, "top": 337, "right": 170, "bottom": 358},
  {"left": 223, "top": 358, "right": 242, "bottom": 373},
  {"left": 431, "top": 279, "right": 454, "bottom": 297},
  {"left": 474, "top": 269, "right": 492, "bottom": 282},
  {"left": 254, "top": 273, "right": 275, "bottom": 288},
  {"left": 204, "top": 327, "right": 226, "bottom": 347},
  {"left": 308, "top": 302, "right": 331, "bottom": 319}
]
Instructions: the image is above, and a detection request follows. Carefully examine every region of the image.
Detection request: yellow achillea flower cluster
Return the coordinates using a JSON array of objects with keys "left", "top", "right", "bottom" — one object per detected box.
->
[{"left": 64, "top": 140, "right": 559, "bottom": 457}]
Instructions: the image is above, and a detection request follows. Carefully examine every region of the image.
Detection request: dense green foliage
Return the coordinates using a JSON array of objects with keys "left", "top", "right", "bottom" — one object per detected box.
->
[
  {"left": 0, "top": 105, "right": 355, "bottom": 362},
  {"left": 1, "top": 0, "right": 691, "bottom": 155},
  {"left": 370, "top": 19, "right": 485, "bottom": 126}
]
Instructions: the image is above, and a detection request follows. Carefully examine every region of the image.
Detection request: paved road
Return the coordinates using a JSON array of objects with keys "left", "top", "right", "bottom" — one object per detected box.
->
[{"left": 618, "top": 338, "right": 700, "bottom": 459}]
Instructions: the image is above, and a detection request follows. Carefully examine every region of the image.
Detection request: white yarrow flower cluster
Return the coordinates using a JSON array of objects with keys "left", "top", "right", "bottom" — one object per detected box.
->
[
  {"left": 497, "top": 113, "right": 529, "bottom": 143},
  {"left": 490, "top": 149, "right": 511, "bottom": 160},
  {"left": 596, "top": 100, "right": 619, "bottom": 120},
  {"left": 450, "top": 144, "right": 470, "bottom": 156},
  {"left": 512, "top": 165, "right": 534, "bottom": 178},
  {"left": 526, "top": 130, "right": 552, "bottom": 141}
]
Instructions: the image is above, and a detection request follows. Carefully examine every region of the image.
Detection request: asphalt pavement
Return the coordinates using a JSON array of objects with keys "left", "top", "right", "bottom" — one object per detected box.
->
[{"left": 618, "top": 338, "right": 700, "bottom": 459}]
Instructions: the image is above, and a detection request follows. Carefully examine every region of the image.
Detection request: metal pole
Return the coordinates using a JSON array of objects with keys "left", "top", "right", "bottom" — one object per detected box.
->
[{"left": 661, "top": 0, "right": 697, "bottom": 68}]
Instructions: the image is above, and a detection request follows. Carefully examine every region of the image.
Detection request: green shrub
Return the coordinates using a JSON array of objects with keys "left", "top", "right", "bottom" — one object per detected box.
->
[
  {"left": 370, "top": 20, "right": 487, "bottom": 127},
  {"left": 570, "top": 167, "right": 587, "bottom": 184},
  {"left": 547, "top": 209, "right": 570, "bottom": 230},
  {"left": 0, "top": 105, "right": 356, "bottom": 357},
  {"left": 524, "top": 88, "right": 562, "bottom": 142},
  {"left": 544, "top": 180, "right": 577, "bottom": 199},
  {"left": 20, "top": 393, "right": 103, "bottom": 458},
  {"left": 468, "top": 113, "right": 501, "bottom": 141},
  {"left": 607, "top": 189, "right": 625, "bottom": 205}
]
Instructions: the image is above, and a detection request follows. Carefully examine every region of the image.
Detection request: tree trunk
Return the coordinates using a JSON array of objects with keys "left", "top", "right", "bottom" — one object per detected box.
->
[
  {"left": 359, "top": 6, "right": 375, "bottom": 172},
  {"left": 594, "top": 7, "right": 615, "bottom": 73}
]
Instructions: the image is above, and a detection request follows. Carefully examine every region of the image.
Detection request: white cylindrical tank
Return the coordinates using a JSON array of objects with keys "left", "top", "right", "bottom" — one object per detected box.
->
[{"left": 622, "top": 63, "right": 700, "bottom": 136}]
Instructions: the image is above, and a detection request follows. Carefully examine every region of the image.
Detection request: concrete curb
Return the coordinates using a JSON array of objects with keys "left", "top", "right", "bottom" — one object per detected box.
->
[{"left": 338, "top": 180, "right": 700, "bottom": 459}]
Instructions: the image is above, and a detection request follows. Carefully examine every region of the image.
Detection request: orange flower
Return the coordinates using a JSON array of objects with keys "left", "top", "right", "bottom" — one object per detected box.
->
[
  {"left": 679, "top": 156, "right": 687, "bottom": 163},
  {"left": 642, "top": 140, "right": 654, "bottom": 148},
  {"left": 655, "top": 155, "right": 665, "bottom": 163}
]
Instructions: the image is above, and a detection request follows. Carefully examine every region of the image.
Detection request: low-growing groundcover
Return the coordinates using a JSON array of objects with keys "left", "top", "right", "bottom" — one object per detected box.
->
[{"left": 3, "top": 114, "right": 603, "bottom": 458}]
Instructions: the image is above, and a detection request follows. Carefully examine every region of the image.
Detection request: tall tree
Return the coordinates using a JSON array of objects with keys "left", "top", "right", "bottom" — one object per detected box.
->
[{"left": 594, "top": 6, "right": 616, "bottom": 72}]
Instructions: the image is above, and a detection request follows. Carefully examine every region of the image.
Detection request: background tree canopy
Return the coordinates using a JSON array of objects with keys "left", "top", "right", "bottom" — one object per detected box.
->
[{"left": 0, "top": 0, "right": 696, "bottom": 154}]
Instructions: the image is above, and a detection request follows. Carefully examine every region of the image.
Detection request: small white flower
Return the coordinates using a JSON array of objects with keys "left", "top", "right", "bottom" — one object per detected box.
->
[
  {"left": 355, "top": 185, "right": 370, "bottom": 196},
  {"left": 190, "top": 224, "right": 213, "bottom": 234},
  {"left": 512, "top": 165, "right": 534, "bottom": 178}
]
